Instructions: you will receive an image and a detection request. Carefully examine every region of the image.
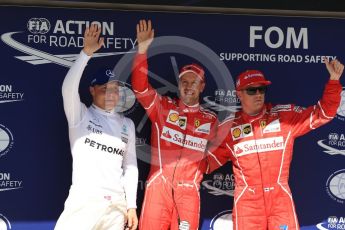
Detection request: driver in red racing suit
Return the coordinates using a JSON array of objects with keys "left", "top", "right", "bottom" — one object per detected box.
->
[
  {"left": 207, "top": 60, "right": 343, "bottom": 230},
  {"left": 132, "top": 20, "right": 218, "bottom": 230}
]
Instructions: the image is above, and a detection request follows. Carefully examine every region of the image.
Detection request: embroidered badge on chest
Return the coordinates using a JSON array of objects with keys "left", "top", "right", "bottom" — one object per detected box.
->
[
  {"left": 195, "top": 122, "right": 211, "bottom": 134},
  {"left": 231, "top": 123, "right": 253, "bottom": 141},
  {"left": 166, "top": 110, "right": 187, "bottom": 130},
  {"left": 194, "top": 119, "right": 200, "bottom": 128},
  {"left": 87, "top": 119, "right": 103, "bottom": 134},
  {"left": 262, "top": 119, "right": 281, "bottom": 133},
  {"left": 260, "top": 120, "right": 267, "bottom": 129}
]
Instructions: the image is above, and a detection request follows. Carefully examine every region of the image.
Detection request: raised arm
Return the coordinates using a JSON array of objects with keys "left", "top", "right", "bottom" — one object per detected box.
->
[
  {"left": 290, "top": 58, "right": 343, "bottom": 137},
  {"left": 131, "top": 20, "right": 162, "bottom": 121},
  {"left": 131, "top": 19, "right": 155, "bottom": 92},
  {"left": 62, "top": 24, "right": 104, "bottom": 126}
]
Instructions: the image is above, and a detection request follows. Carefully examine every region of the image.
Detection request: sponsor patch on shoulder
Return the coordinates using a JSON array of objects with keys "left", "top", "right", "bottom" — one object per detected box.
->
[{"left": 272, "top": 104, "right": 292, "bottom": 112}]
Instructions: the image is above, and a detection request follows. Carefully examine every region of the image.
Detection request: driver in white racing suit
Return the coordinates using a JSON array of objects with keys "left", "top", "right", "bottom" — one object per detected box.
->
[{"left": 55, "top": 24, "right": 138, "bottom": 230}]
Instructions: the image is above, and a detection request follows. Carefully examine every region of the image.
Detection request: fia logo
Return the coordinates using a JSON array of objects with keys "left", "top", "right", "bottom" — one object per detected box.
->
[{"left": 27, "top": 18, "right": 51, "bottom": 34}]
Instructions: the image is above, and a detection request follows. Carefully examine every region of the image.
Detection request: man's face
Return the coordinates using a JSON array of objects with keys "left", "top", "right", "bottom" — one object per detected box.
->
[
  {"left": 90, "top": 81, "right": 120, "bottom": 111},
  {"left": 237, "top": 84, "right": 266, "bottom": 115},
  {"left": 178, "top": 72, "right": 205, "bottom": 106}
]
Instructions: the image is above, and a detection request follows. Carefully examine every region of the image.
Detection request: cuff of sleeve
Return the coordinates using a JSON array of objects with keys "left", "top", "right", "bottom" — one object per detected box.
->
[
  {"left": 135, "top": 53, "right": 147, "bottom": 62},
  {"left": 328, "top": 79, "right": 341, "bottom": 85},
  {"left": 126, "top": 200, "right": 137, "bottom": 210},
  {"left": 80, "top": 50, "right": 92, "bottom": 61}
]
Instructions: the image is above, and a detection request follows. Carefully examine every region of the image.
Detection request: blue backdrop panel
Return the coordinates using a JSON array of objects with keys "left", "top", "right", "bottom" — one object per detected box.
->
[{"left": 0, "top": 5, "right": 344, "bottom": 230}]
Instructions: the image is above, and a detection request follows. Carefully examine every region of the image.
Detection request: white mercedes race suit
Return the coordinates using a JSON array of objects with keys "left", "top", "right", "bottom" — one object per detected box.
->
[{"left": 55, "top": 51, "right": 138, "bottom": 230}]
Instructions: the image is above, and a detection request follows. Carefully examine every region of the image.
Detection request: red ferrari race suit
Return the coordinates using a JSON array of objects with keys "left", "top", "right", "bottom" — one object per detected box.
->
[
  {"left": 208, "top": 80, "right": 342, "bottom": 230},
  {"left": 132, "top": 53, "right": 218, "bottom": 230}
]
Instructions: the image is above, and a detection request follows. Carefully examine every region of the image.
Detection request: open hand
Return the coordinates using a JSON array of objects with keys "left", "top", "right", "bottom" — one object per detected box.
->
[
  {"left": 136, "top": 19, "right": 154, "bottom": 54},
  {"left": 82, "top": 24, "right": 104, "bottom": 56}
]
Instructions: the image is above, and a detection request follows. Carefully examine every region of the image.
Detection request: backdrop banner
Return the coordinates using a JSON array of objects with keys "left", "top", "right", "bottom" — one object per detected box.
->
[{"left": 0, "top": 5, "right": 344, "bottom": 230}]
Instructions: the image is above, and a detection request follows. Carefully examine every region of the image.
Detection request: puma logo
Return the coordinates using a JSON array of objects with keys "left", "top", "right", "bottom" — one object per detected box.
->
[{"left": 248, "top": 188, "right": 256, "bottom": 194}]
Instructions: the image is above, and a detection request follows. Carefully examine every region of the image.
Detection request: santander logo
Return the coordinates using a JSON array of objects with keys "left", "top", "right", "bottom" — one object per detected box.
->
[
  {"left": 160, "top": 126, "right": 207, "bottom": 152},
  {"left": 163, "top": 130, "right": 172, "bottom": 138},
  {"left": 233, "top": 136, "right": 285, "bottom": 157},
  {"left": 235, "top": 147, "right": 243, "bottom": 155}
]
